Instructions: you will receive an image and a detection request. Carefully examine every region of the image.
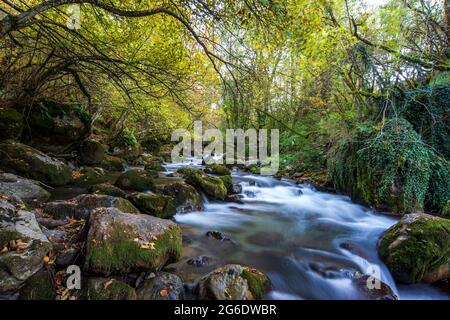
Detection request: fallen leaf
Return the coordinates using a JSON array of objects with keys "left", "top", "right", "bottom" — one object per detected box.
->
[
  {"left": 103, "top": 279, "right": 114, "bottom": 290},
  {"left": 43, "top": 256, "right": 50, "bottom": 263},
  {"left": 0, "top": 246, "right": 8, "bottom": 254},
  {"left": 159, "top": 289, "right": 168, "bottom": 297}
]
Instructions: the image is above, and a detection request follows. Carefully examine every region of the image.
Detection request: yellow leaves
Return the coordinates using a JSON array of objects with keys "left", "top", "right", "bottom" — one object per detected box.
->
[
  {"left": 140, "top": 242, "right": 156, "bottom": 250},
  {"left": 159, "top": 289, "right": 168, "bottom": 297},
  {"left": 43, "top": 256, "right": 50, "bottom": 263},
  {"left": 2, "top": 239, "right": 32, "bottom": 254}
]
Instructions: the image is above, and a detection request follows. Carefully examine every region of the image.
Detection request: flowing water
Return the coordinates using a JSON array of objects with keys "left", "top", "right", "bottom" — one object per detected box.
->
[{"left": 163, "top": 159, "right": 449, "bottom": 300}]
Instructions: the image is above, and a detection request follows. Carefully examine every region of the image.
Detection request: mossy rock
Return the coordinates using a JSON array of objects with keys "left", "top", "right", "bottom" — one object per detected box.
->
[
  {"left": 80, "top": 278, "right": 136, "bottom": 300},
  {"left": 162, "top": 182, "right": 203, "bottom": 213},
  {"left": 136, "top": 272, "right": 184, "bottom": 300},
  {"left": 195, "top": 264, "right": 270, "bottom": 300},
  {"left": 219, "top": 175, "right": 233, "bottom": 191},
  {"left": 110, "top": 132, "right": 142, "bottom": 161},
  {"left": 115, "top": 169, "right": 155, "bottom": 192},
  {"left": 0, "top": 141, "right": 71, "bottom": 187},
  {"left": 90, "top": 183, "right": 127, "bottom": 198},
  {"left": 177, "top": 168, "right": 227, "bottom": 200},
  {"left": 128, "top": 193, "right": 176, "bottom": 219},
  {"left": 80, "top": 140, "right": 106, "bottom": 166},
  {"left": 378, "top": 213, "right": 450, "bottom": 284},
  {"left": 84, "top": 208, "right": 182, "bottom": 275},
  {"left": 0, "top": 108, "right": 23, "bottom": 141},
  {"left": 19, "top": 268, "right": 55, "bottom": 300},
  {"left": 71, "top": 167, "right": 109, "bottom": 187},
  {"left": 205, "top": 164, "right": 231, "bottom": 176},
  {"left": 0, "top": 172, "right": 50, "bottom": 208},
  {"left": 100, "top": 156, "right": 126, "bottom": 172}
]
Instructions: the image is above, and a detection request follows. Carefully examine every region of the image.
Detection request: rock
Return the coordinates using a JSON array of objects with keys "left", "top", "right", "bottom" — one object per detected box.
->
[
  {"left": 71, "top": 167, "right": 109, "bottom": 187},
  {"left": 206, "top": 231, "right": 231, "bottom": 242},
  {"left": 225, "top": 195, "right": 244, "bottom": 204},
  {"left": 80, "top": 278, "right": 136, "bottom": 300},
  {"left": 0, "top": 141, "right": 72, "bottom": 187},
  {"left": 19, "top": 268, "right": 55, "bottom": 300},
  {"left": 23, "top": 101, "right": 91, "bottom": 154},
  {"left": 110, "top": 132, "right": 142, "bottom": 161},
  {"left": 378, "top": 213, "right": 450, "bottom": 284},
  {"left": 84, "top": 207, "right": 182, "bottom": 275},
  {"left": 136, "top": 272, "right": 184, "bottom": 300},
  {"left": 219, "top": 175, "right": 233, "bottom": 191},
  {"left": 100, "top": 156, "right": 126, "bottom": 172},
  {"left": 44, "top": 194, "right": 140, "bottom": 219},
  {"left": 177, "top": 168, "right": 227, "bottom": 200},
  {"left": 90, "top": 183, "right": 127, "bottom": 198},
  {"left": 187, "top": 256, "right": 215, "bottom": 267},
  {"left": 0, "top": 200, "right": 52, "bottom": 293},
  {"left": 115, "top": 169, "right": 155, "bottom": 192},
  {"left": 56, "top": 248, "right": 80, "bottom": 267},
  {"left": 0, "top": 172, "right": 50, "bottom": 208},
  {"left": 128, "top": 193, "right": 176, "bottom": 219},
  {"left": 230, "top": 183, "right": 243, "bottom": 195},
  {"left": 79, "top": 140, "right": 106, "bottom": 165},
  {"left": 195, "top": 265, "right": 270, "bottom": 300},
  {"left": 36, "top": 218, "right": 69, "bottom": 229},
  {"left": 353, "top": 274, "right": 398, "bottom": 300},
  {"left": 0, "top": 108, "right": 23, "bottom": 141},
  {"left": 134, "top": 154, "right": 164, "bottom": 171},
  {"left": 205, "top": 164, "right": 231, "bottom": 176},
  {"left": 161, "top": 182, "right": 203, "bottom": 213}
]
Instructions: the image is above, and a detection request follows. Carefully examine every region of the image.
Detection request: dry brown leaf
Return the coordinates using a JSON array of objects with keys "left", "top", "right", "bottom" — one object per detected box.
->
[
  {"left": 159, "top": 289, "right": 168, "bottom": 297},
  {"left": 103, "top": 279, "right": 114, "bottom": 290}
]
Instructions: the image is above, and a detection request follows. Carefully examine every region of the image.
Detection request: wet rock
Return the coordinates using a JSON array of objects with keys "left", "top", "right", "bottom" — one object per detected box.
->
[
  {"left": 205, "top": 164, "right": 231, "bottom": 176},
  {"left": 128, "top": 193, "right": 176, "bottom": 219},
  {"left": 71, "top": 167, "right": 109, "bottom": 187},
  {"left": 353, "top": 275, "right": 398, "bottom": 300},
  {"left": 177, "top": 168, "right": 227, "bottom": 200},
  {"left": 79, "top": 140, "right": 106, "bottom": 166},
  {"left": 0, "top": 172, "right": 50, "bottom": 208},
  {"left": 44, "top": 194, "right": 140, "bottom": 219},
  {"left": 84, "top": 207, "right": 182, "bottom": 275},
  {"left": 100, "top": 155, "right": 126, "bottom": 172},
  {"left": 0, "top": 200, "right": 52, "bottom": 293},
  {"left": 0, "top": 108, "right": 23, "bottom": 141},
  {"left": 195, "top": 264, "right": 270, "bottom": 300},
  {"left": 89, "top": 183, "right": 127, "bottom": 198},
  {"left": 0, "top": 141, "right": 71, "bottom": 187},
  {"left": 136, "top": 272, "right": 184, "bottom": 300},
  {"left": 225, "top": 194, "right": 244, "bottom": 204},
  {"left": 36, "top": 218, "right": 69, "bottom": 229},
  {"left": 80, "top": 278, "right": 136, "bottom": 300},
  {"left": 56, "top": 248, "right": 80, "bottom": 267},
  {"left": 378, "top": 213, "right": 450, "bottom": 284},
  {"left": 110, "top": 132, "right": 142, "bottom": 161},
  {"left": 246, "top": 232, "right": 284, "bottom": 247},
  {"left": 161, "top": 182, "right": 203, "bottom": 213},
  {"left": 115, "top": 169, "right": 155, "bottom": 192},
  {"left": 19, "top": 268, "right": 55, "bottom": 300},
  {"left": 219, "top": 175, "right": 233, "bottom": 191},
  {"left": 230, "top": 183, "right": 243, "bottom": 195},
  {"left": 206, "top": 231, "right": 231, "bottom": 242},
  {"left": 187, "top": 256, "right": 215, "bottom": 267}
]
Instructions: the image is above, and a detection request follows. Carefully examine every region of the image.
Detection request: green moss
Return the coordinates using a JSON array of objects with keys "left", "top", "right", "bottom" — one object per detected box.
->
[
  {"left": 205, "top": 164, "right": 231, "bottom": 176},
  {"left": 177, "top": 168, "right": 227, "bottom": 200},
  {"left": 20, "top": 269, "right": 55, "bottom": 300},
  {"left": 219, "top": 175, "right": 233, "bottom": 191},
  {"left": 0, "top": 229, "right": 22, "bottom": 247},
  {"left": 100, "top": 156, "right": 126, "bottom": 172},
  {"left": 85, "top": 223, "right": 182, "bottom": 274},
  {"left": 250, "top": 166, "right": 261, "bottom": 175},
  {"left": 90, "top": 183, "right": 127, "bottom": 198},
  {"left": 378, "top": 215, "right": 450, "bottom": 283},
  {"left": 72, "top": 167, "right": 108, "bottom": 187},
  {"left": 128, "top": 193, "right": 176, "bottom": 218},
  {"left": 0, "top": 108, "right": 23, "bottom": 141},
  {"left": 81, "top": 278, "right": 136, "bottom": 300},
  {"left": 115, "top": 169, "right": 154, "bottom": 191},
  {"left": 241, "top": 268, "right": 270, "bottom": 300}
]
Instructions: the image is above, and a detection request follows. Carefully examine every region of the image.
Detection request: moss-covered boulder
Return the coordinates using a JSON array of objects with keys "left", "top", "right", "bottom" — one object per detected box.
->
[
  {"left": 177, "top": 168, "right": 227, "bottom": 200},
  {"left": 0, "top": 200, "right": 52, "bottom": 293},
  {"left": 352, "top": 274, "right": 397, "bottom": 300},
  {"left": 80, "top": 140, "right": 106, "bottom": 166},
  {"left": 195, "top": 264, "right": 270, "bottom": 300},
  {"left": 19, "top": 268, "right": 55, "bottom": 300},
  {"left": 44, "top": 194, "right": 140, "bottom": 220},
  {"left": 0, "top": 172, "right": 50, "bottom": 208},
  {"left": 161, "top": 182, "right": 203, "bottom": 213},
  {"left": 219, "top": 175, "right": 233, "bottom": 191},
  {"left": 128, "top": 193, "right": 176, "bottom": 219},
  {"left": 23, "top": 101, "right": 91, "bottom": 154},
  {"left": 84, "top": 207, "right": 182, "bottom": 275},
  {"left": 205, "top": 164, "right": 231, "bottom": 176},
  {"left": 115, "top": 169, "right": 155, "bottom": 192},
  {"left": 0, "top": 141, "right": 71, "bottom": 187},
  {"left": 90, "top": 183, "right": 127, "bottom": 198},
  {"left": 71, "top": 167, "right": 109, "bottom": 187},
  {"left": 378, "top": 213, "right": 450, "bottom": 284},
  {"left": 134, "top": 154, "right": 164, "bottom": 171},
  {"left": 0, "top": 108, "right": 23, "bottom": 141},
  {"left": 100, "top": 156, "right": 126, "bottom": 172},
  {"left": 110, "top": 132, "right": 142, "bottom": 161},
  {"left": 136, "top": 272, "right": 184, "bottom": 300},
  {"left": 80, "top": 278, "right": 136, "bottom": 300}
]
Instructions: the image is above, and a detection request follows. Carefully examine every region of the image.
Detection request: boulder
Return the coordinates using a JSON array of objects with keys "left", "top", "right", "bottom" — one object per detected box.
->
[
  {"left": 79, "top": 140, "right": 106, "bottom": 166},
  {"left": 0, "top": 172, "right": 50, "bottom": 208},
  {"left": 352, "top": 275, "right": 397, "bottom": 300},
  {"left": 44, "top": 194, "right": 140, "bottom": 220},
  {"left": 378, "top": 213, "right": 450, "bottom": 284},
  {"left": 90, "top": 183, "right": 127, "bottom": 198},
  {"left": 0, "top": 200, "right": 52, "bottom": 293},
  {"left": 100, "top": 156, "right": 126, "bottom": 172},
  {"left": 128, "top": 193, "right": 176, "bottom": 219},
  {"left": 230, "top": 183, "right": 243, "bottom": 195},
  {"left": 84, "top": 207, "right": 182, "bottom": 275},
  {"left": 19, "top": 268, "right": 55, "bottom": 300},
  {"left": 23, "top": 101, "right": 91, "bottom": 154},
  {"left": 110, "top": 132, "right": 142, "bottom": 161},
  {"left": 0, "top": 141, "right": 72, "bottom": 186},
  {"left": 80, "top": 278, "right": 136, "bottom": 300},
  {"left": 71, "top": 167, "right": 109, "bottom": 187},
  {"left": 115, "top": 169, "right": 155, "bottom": 192},
  {"left": 195, "top": 265, "right": 270, "bottom": 300},
  {"left": 161, "top": 182, "right": 203, "bottom": 213},
  {"left": 134, "top": 154, "right": 164, "bottom": 171},
  {"left": 187, "top": 256, "right": 215, "bottom": 267},
  {"left": 177, "top": 168, "right": 227, "bottom": 200},
  {"left": 205, "top": 164, "right": 231, "bottom": 176},
  {"left": 136, "top": 272, "right": 184, "bottom": 300},
  {"left": 0, "top": 108, "right": 23, "bottom": 141},
  {"left": 55, "top": 248, "right": 80, "bottom": 267}
]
